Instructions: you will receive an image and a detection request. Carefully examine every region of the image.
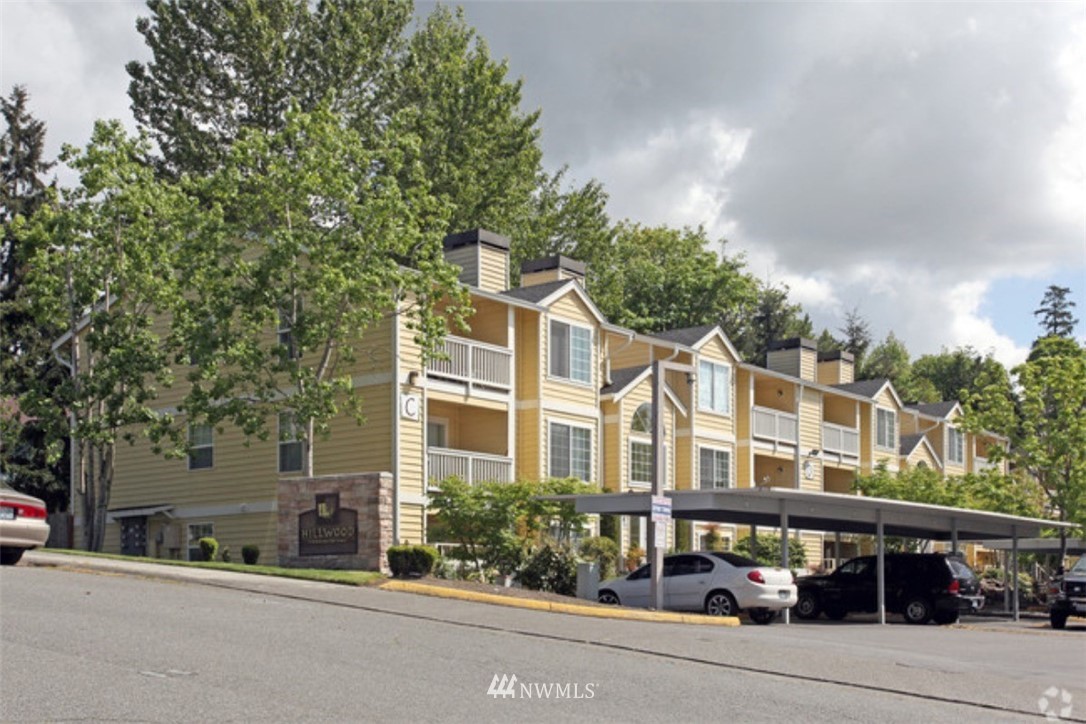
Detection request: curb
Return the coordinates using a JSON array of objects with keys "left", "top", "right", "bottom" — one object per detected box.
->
[{"left": 379, "top": 580, "right": 741, "bottom": 626}]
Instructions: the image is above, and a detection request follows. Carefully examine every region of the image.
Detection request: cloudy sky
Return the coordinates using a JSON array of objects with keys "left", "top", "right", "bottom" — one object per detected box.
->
[{"left": 3, "top": 1, "right": 1083, "bottom": 367}]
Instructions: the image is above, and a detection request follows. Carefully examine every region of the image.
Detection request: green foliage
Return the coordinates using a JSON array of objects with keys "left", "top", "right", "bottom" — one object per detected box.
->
[
  {"left": 598, "top": 514, "right": 619, "bottom": 546},
  {"left": 911, "top": 346, "right": 1009, "bottom": 404},
  {"left": 578, "top": 536, "right": 620, "bottom": 581},
  {"left": 427, "top": 476, "right": 596, "bottom": 580},
  {"left": 703, "top": 526, "right": 726, "bottom": 552},
  {"left": 731, "top": 281, "right": 810, "bottom": 365},
  {"left": 853, "top": 464, "right": 963, "bottom": 508},
  {"left": 241, "top": 545, "right": 260, "bottom": 565},
  {"left": 854, "top": 464, "right": 1044, "bottom": 520},
  {"left": 387, "top": 544, "right": 440, "bottom": 578},
  {"left": 625, "top": 545, "right": 645, "bottom": 571},
  {"left": 517, "top": 542, "right": 577, "bottom": 595},
  {"left": 673, "top": 519, "right": 692, "bottom": 552},
  {"left": 735, "top": 533, "right": 807, "bottom": 569},
  {"left": 1033, "top": 285, "right": 1078, "bottom": 339},
  {"left": 838, "top": 307, "right": 872, "bottom": 369},
  {"left": 198, "top": 537, "right": 219, "bottom": 562}
]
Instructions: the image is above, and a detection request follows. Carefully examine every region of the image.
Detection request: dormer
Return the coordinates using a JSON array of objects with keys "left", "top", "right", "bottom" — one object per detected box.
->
[{"left": 442, "top": 228, "right": 510, "bottom": 293}]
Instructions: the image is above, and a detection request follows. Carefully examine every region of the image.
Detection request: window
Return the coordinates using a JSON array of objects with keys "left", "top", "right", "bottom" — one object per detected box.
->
[
  {"left": 549, "top": 421, "right": 592, "bottom": 480},
  {"left": 697, "top": 360, "right": 731, "bottom": 415},
  {"left": 699, "top": 447, "right": 732, "bottom": 489},
  {"left": 630, "top": 441, "right": 652, "bottom": 486},
  {"left": 549, "top": 320, "right": 592, "bottom": 384},
  {"left": 628, "top": 515, "right": 646, "bottom": 552},
  {"left": 188, "top": 424, "right": 213, "bottom": 470},
  {"left": 278, "top": 412, "right": 303, "bottom": 473},
  {"left": 426, "top": 420, "right": 447, "bottom": 449},
  {"left": 631, "top": 403, "right": 652, "bottom": 433},
  {"left": 187, "top": 522, "right": 213, "bottom": 562},
  {"left": 876, "top": 408, "right": 896, "bottom": 449},
  {"left": 278, "top": 301, "right": 302, "bottom": 360},
  {"left": 947, "top": 427, "right": 964, "bottom": 465}
]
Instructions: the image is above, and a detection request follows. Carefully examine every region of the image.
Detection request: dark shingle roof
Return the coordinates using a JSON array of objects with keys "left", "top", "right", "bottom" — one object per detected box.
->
[
  {"left": 499, "top": 279, "right": 574, "bottom": 303},
  {"left": 904, "top": 401, "right": 958, "bottom": 419},
  {"left": 647, "top": 324, "right": 718, "bottom": 348},
  {"left": 831, "top": 378, "right": 890, "bottom": 399},
  {"left": 600, "top": 365, "right": 650, "bottom": 396},
  {"left": 900, "top": 433, "right": 927, "bottom": 456}
]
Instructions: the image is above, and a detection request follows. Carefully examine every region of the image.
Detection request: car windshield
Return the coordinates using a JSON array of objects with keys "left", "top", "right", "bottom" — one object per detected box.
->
[
  {"left": 1070, "top": 557, "right": 1086, "bottom": 575},
  {"left": 709, "top": 551, "right": 761, "bottom": 568},
  {"left": 948, "top": 559, "right": 977, "bottom": 581}
]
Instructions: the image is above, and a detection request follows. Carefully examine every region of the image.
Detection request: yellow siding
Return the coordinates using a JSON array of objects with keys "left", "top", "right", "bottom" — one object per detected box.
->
[
  {"left": 445, "top": 245, "right": 478, "bottom": 287},
  {"left": 478, "top": 246, "right": 509, "bottom": 293},
  {"left": 105, "top": 512, "right": 279, "bottom": 562},
  {"left": 800, "top": 532, "right": 823, "bottom": 570},
  {"left": 465, "top": 296, "right": 510, "bottom": 347},
  {"left": 736, "top": 369, "right": 752, "bottom": 488},
  {"left": 399, "top": 504, "right": 424, "bottom": 547},
  {"left": 541, "top": 294, "right": 598, "bottom": 407},
  {"left": 905, "top": 441, "right": 939, "bottom": 470},
  {"left": 458, "top": 409, "right": 510, "bottom": 456},
  {"left": 799, "top": 388, "right": 822, "bottom": 491},
  {"left": 315, "top": 385, "right": 395, "bottom": 475},
  {"left": 602, "top": 400, "right": 622, "bottom": 492}
]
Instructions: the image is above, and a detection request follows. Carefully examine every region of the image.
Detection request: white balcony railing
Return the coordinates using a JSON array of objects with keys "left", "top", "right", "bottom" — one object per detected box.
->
[
  {"left": 752, "top": 406, "right": 798, "bottom": 445},
  {"left": 821, "top": 421, "right": 860, "bottom": 457},
  {"left": 428, "top": 447, "right": 514, "bottom": 486},
  {"left": 975, "top": 456, "right": 999, "bottom": 472},
  {"left": 426, "top": 335, "right": 512, "bottom": 391}
]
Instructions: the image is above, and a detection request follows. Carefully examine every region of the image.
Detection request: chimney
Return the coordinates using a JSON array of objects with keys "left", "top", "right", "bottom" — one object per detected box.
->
[
  {"left": 519, "top": 255, "right": 587, "bottom": 288},
  {"left": 766, "top": 337, "right": 818, "bottom": 382},
  {"left": 816, "top": 349, "right": 855, "bottom": 385},
  {"left": 442, "top": 229, "right": 510, "bottom": 292}
]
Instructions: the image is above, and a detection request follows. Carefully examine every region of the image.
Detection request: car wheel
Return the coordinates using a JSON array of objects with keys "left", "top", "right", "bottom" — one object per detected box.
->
[
  {"left": 903, "top": 597, "right": 933, "bottom": 625},
  {"left": 795, "top": 591, "right": 821, "bottom": 619},
  {"left": 748, "top": 608, "right": 776, "bottom": 625},
  {"left": 933, "top": 611, "right": 959, "bottom": 625},
  {"left": 598, "top": 590, "right": 621, "bottom": 606},
  {"left": 0, "top": 547, "right": 25, "bottom": 566},
  {"left": 1050, "top": 611, "right": 1069, "bottom": 630},
  {"left": 705, "top": 590, "right": 739, "bottom": 617},
  {"left": 824, "top": 605, "right": 848, "bottom": 621}
]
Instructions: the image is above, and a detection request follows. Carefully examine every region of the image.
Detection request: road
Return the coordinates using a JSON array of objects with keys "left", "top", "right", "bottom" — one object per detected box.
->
[{"left": 2, "top": 557, "right": 1084, "bottom": 723}]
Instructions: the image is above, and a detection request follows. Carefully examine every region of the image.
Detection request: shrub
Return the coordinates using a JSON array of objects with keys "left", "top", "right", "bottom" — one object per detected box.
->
[
  {"left": 198, "top": 537, "right": 219, "bottom": 562},
  {"left": 703, "top": 526, "right": 726, "bottom": 551},
  {"left": 241, "top": 545, "right": 260, "bottom": 565},
  {"left": 625, "top": 545, "right": 645, "bottom": 571},
  {"left": 578, "top": 536, "right": 619, "bottom": 581},
  {"left": 517, "top": 543, "right": 577, "bottom": 595},
  {"left": 735, "top": 533, "right": 807, "bottom": 570},
  {"left": 387, "top": 544, "right": 440, "bottom": 577},
  {"left": 220, "top": 546, "right": 232, "bottom": 563}
]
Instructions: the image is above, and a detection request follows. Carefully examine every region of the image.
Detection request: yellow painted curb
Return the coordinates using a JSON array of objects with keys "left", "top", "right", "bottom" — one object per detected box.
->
[{"left": 379, "top": 580, "right": 740, "bottom": 626}]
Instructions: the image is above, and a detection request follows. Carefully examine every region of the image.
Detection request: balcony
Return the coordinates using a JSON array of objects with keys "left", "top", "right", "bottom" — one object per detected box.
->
[
  {"left": 975, "top": 456, "right": 1000, "bottom": 472},
  {"left": 426, "top": 335, "right": 512, "bottom": 392},
  {"left": 428, "top": 447, "right": 514, "bottom": 487},
  {"left": 752, "top": 406, "right": 798, "bottom": 445},
  {"left": 821, "top": 421, "right": 860, "bottom": 461}
]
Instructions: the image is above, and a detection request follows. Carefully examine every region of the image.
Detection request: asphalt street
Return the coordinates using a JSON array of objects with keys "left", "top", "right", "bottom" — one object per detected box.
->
[{"left": 1, "top": 552, "right": 1083, "bottom": 723}]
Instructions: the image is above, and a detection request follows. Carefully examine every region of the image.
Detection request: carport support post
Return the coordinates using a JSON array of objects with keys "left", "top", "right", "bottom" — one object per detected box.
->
[
  {"left": 1012, "top": 526, "right": 1019, "bottom": 622},
  {"left": 834, "top": 532, "right": 841, "bottom": 569},
  {"left": 650, "top": 359, "right": 665, "bottom": 612},
  {"left": 780, "top": 500, "right": 790, "bottom": 625},
  {"left": 951, "top": 519, "right": 958, "bottom": 556},
  {"left": 876, "top": 510, "right": 886, "bottom": 625}
]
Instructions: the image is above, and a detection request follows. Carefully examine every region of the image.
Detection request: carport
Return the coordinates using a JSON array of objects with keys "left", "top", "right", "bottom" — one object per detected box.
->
[{"left": 553, "top": 488, "right": 1075, "bottom": 624}]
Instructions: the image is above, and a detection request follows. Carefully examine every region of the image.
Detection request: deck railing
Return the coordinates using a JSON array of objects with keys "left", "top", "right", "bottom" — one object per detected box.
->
[
  {"left": 426, "top": 335, "right": 512, "bottom": 391},
  {"left": 428, "top": 448, "right": 514, "bottom": 486},
  {"left": 752, "top": 406, "right": 799, "bottom": 444},
  {"left": 822, "top": 421, "right": 860, "bottom": 457}
]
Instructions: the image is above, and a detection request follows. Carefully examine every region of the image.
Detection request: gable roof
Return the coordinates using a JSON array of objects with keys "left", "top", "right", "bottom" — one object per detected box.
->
[
  {"left": 647, "top": 324, "right": 742, "bottom": 361},
  {"left": 600, "top": 365, "right": 651, "bottom": 397},
  {"left": 900, "top": 432, "right": 943, "bottom": 468},
  {"left": 499, "top": 279, "right": 607, "bottom": 324},
  {"left": 832, "top": 378, "right": 904, "bottom": 408},
  {"left": 904, "top": 401, "right": 961, "bottom": 419}
]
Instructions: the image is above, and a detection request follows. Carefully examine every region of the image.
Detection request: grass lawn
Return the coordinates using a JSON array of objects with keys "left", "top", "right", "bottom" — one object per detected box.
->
[{"left": 40, "top": 548, "right": 385, "bottom": 586}]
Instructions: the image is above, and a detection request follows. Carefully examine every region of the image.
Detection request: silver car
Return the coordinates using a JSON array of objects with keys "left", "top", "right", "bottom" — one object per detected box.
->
[
  {"left": 598, "top": 551, "right": 797, "bottom": 624},
  {"left": 0, "top": 482, "right": 50, "bottom": 565}
]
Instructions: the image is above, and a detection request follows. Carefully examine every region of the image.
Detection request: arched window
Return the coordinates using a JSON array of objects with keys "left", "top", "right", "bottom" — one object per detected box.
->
[{"left": 631, "top": 403, "right": 652, "bottom": 434}]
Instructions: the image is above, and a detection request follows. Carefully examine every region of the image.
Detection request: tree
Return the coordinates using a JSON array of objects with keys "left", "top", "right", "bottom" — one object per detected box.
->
[
  {"left": 0, "top": 85, "right": 66, "bottom": 508},
  {"left": 588, "top": 222, "right": 757, "bottom": 336},
  {"left": 963, "top": 337, "right": 1086, "bottom": 556},
  {"left": 22, "top": 121, "right": 190, "bottom": 550},
  {"left": 839, "top": 307, "right": 872, "bottom": 370},
  {"left": 127, "top": 0, "right": 411, "bottom": 177},
  {"left": 394, "top": 5, "right": 543, "bottom": 237},
  {"left": 732, "top": 280, "right": 808, "bottom": 364},
  {"left": 816, "top": 329, "right": 842, "bottom": 354},
  {"left": 174, "top": 106, "right": 469, "bottom": 476},
  {"left": 860, "top": 331, "right": 939, "bottom": 403},
  {"left": 1033, "top": 285, "right": 1078, "bottom": 339},
  {"left": 911, "top": 346, "right": 1008, "bottom": 403}
]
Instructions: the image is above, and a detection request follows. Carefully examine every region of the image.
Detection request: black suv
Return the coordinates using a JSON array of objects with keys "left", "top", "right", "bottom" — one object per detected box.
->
[{"left": 795, "top": 553, "right": 983, "bottom": 625}]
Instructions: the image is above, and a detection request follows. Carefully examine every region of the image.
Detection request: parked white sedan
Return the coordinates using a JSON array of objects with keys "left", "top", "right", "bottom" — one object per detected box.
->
[
  {"left": 0, "top": 482, "right": 50, "bottom": 565},
  {"left": 598, "top": 551, "right": 797, "bottom": 624}
]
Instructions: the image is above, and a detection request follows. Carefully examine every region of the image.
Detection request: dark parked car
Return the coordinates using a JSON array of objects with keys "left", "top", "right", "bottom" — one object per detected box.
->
[
  {"left": 1049, "top": 556, "right": 1086, "bottom": 630},
  {"left": 794, "top": 553, "right": 983, "bottom": 625}
]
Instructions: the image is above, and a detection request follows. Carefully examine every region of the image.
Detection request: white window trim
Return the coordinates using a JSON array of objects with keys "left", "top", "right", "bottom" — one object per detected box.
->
[
  {"left": 697, "top": 443, "right": 733, "bottom": 490},
  {"left": 875, "top": 406, "right": 897, "bottom": 451},
  {"left": 546, "top": 316, "right": 595, "bottom": 387},
  {"left": 947, "top": 426, "right": 965, "bottom": 465},
  {"left": 187, "top": 423, "right": 214, "bottom": 471},
  {"left": 628, "top": 436, "right": 653, "bottom": 489},
  {"left": 697, "top": 359, "right": 733, "bottom": 417},
  {"left": 547, "top": 418, "right": 594, "bottom": 481},
  {"left": 186, "top": 522, "right": 214, "bottom": 562},
  {"left": 426, "top": 417, "right": 449, "bottom": 449},
  {"left": 278, "top": 412, "right": 304, "bottom": 474}
]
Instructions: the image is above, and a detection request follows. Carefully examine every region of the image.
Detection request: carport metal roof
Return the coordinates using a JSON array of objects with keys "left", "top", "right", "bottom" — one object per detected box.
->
[{"left": 552, "top": 488, "right": 1071, "bottom": 541}]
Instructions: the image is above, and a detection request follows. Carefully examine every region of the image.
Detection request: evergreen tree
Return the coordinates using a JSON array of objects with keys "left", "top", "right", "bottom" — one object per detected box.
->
[
  {"left": 1033, "top": 285, "right": 1077, "bottom": 339},
  {"left": 839, "top": 307, "right": 872, "bottom": 370},
  {"left": 0, "top": 85, "right": 66, "bottom": 509}
]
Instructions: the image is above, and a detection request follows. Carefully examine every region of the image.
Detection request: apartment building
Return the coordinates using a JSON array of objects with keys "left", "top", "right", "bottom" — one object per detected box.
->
[{"left": 97, "top": 229, "right": 1004, "bottom": 571}]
